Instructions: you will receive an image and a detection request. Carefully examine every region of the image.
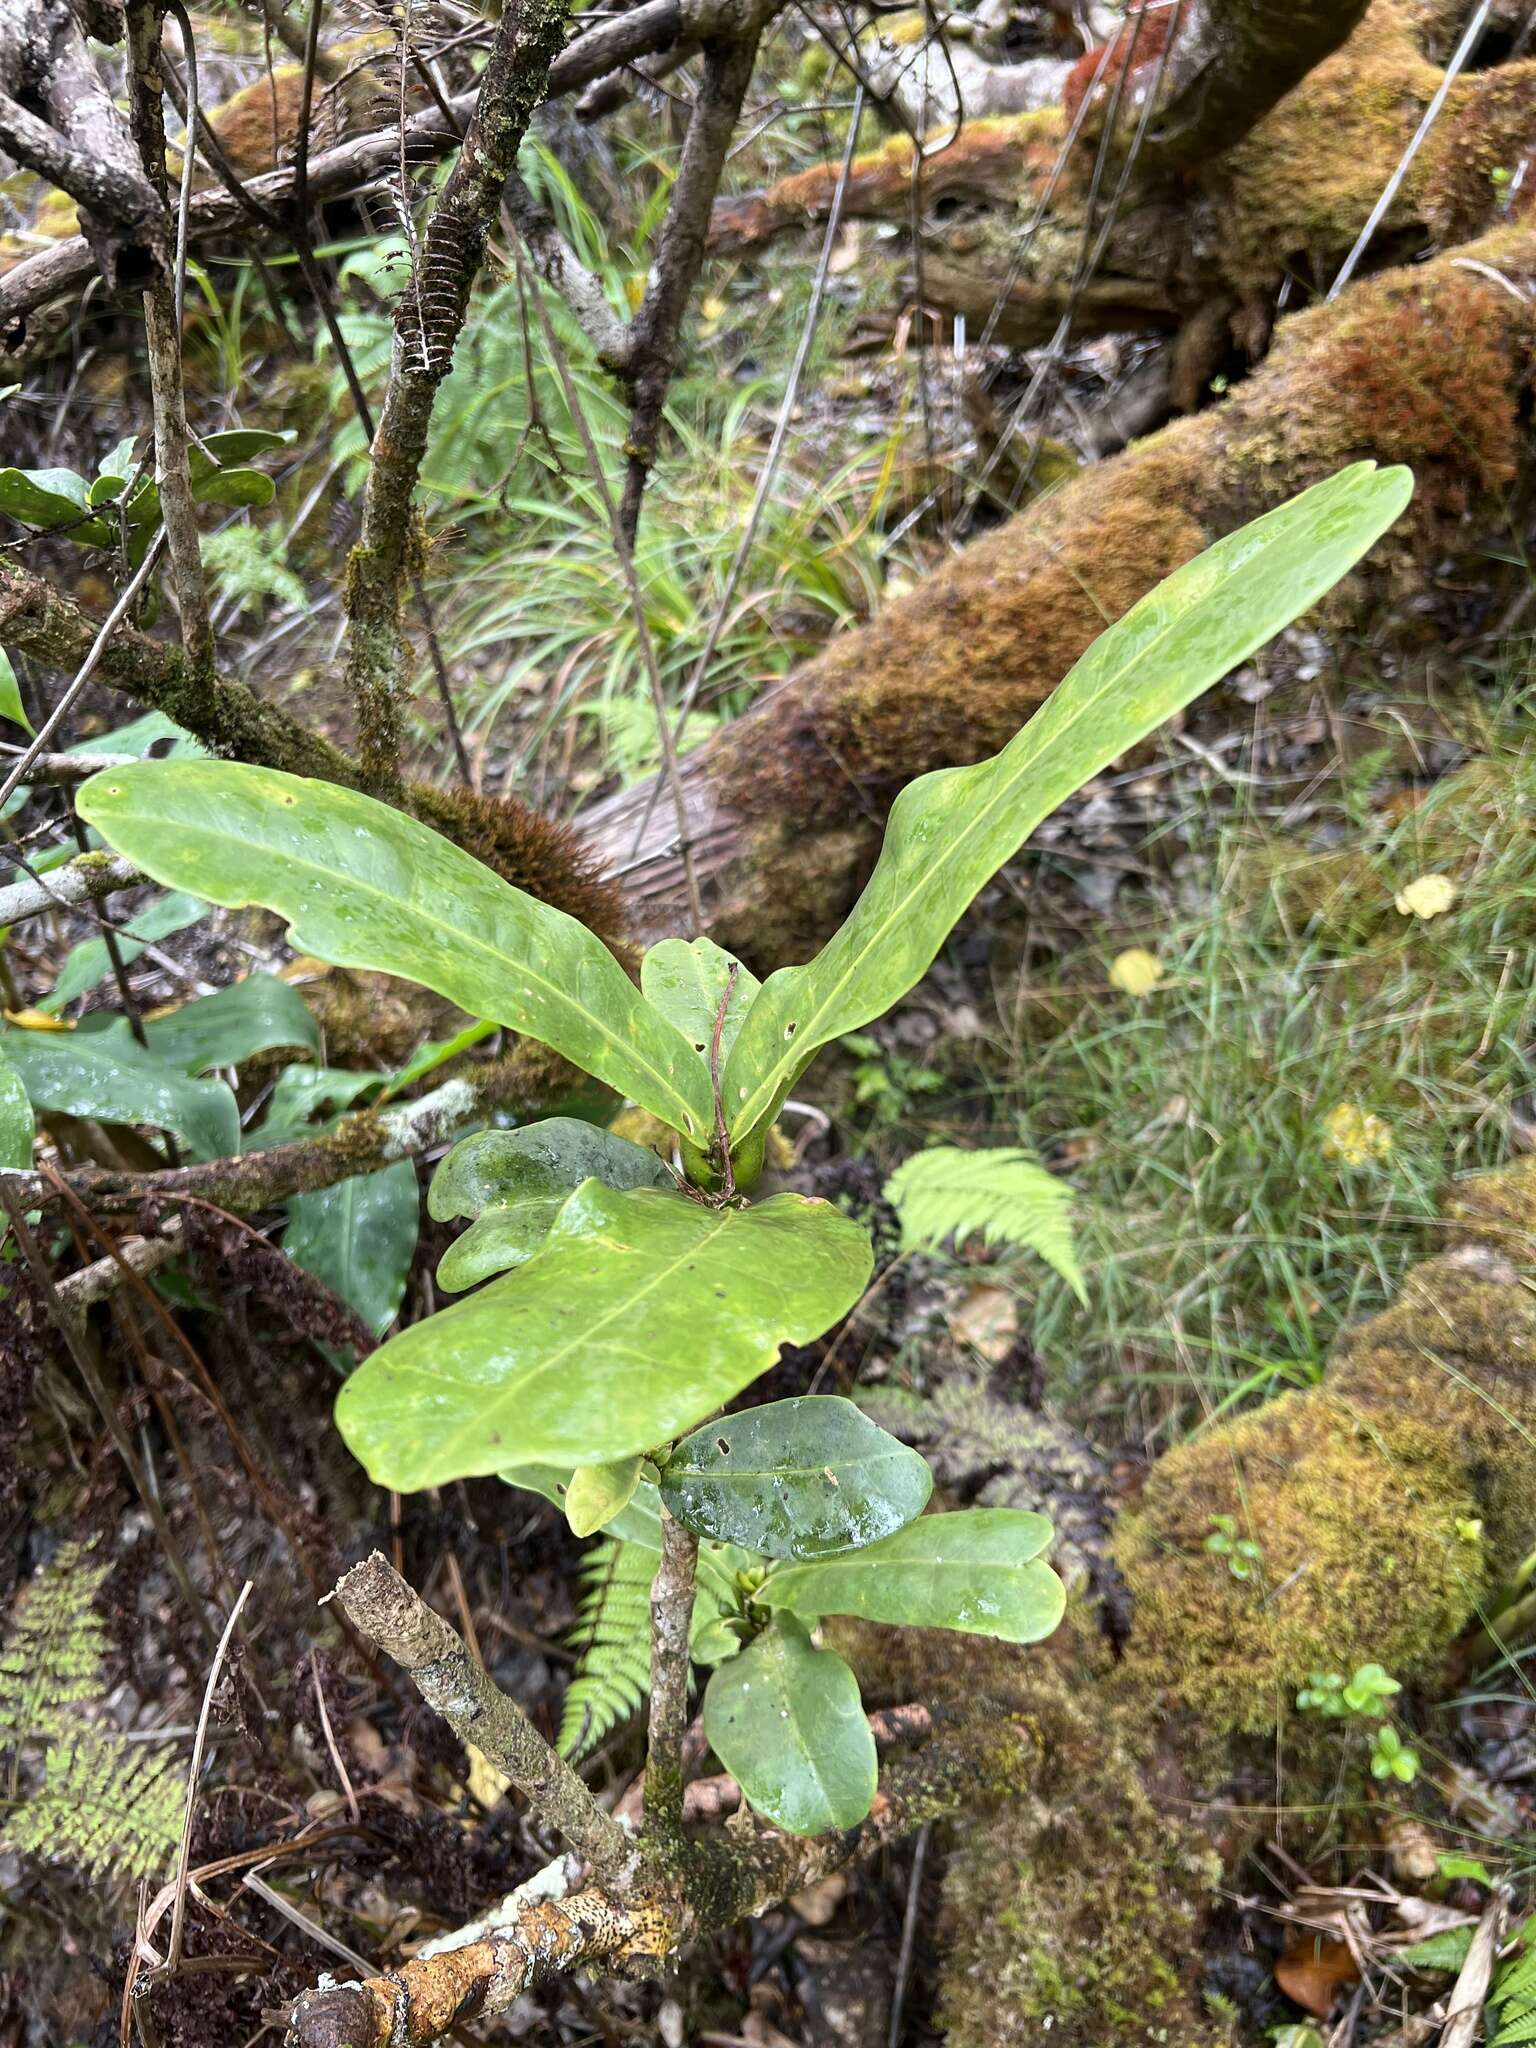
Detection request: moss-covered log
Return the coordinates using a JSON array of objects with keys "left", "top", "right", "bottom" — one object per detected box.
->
[
  {"left": 850, "top": 1163, "right": 1536, "bottom": 2047},
  {"left": 583, "top": 216, "right": 1536, "bottom": 961}
]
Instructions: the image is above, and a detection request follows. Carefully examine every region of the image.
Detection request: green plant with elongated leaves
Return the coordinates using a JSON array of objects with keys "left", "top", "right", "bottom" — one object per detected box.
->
[{"left": 72, "top": 464, "right": 1413, "bottom": 1834}]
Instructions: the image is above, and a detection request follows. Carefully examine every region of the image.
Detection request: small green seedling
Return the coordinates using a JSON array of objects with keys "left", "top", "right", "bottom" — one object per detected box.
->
[
  {"left": 72, "top": 464, "right": 1413, "bottom": 1837},
  {"left": 1205, "top": 1513, "right": 1263, "bottom": 1581},
  {"left": 1298, "top": 1661, "right": 1402, "bottom": 1718},
  {"left": 1370, "top": 1724, "right": 1419, "bottom": 1783}
]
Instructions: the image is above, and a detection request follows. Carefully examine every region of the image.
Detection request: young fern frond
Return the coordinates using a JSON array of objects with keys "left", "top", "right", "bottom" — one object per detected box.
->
[
  {"left": 1492, "top": 1932, "right": 1536, "bottom": 2047},
  {"left": 0, "top": 1542, "right": 112, "bottom": 1745},
  {"left": 558, "top": 1538, "right": 655, "bottom": 1760},
  {"left": 884, "top": 1147, "right": 1084, "bottom": 1300},
  {"left": 7, "top": 1732, "right": 183, "bottom": 1884}
]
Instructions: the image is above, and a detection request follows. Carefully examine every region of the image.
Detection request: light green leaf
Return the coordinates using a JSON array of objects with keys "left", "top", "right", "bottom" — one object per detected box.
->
[
  {"left": 566, "top": 1458, "right": 643, "bottom": 1537},
  {"left": 641, "top": 936, "right": 761, "bottom": 1064},
  {"left": 761, "top": 1508, "right": 1064, "bottom": 1644},
  {"left": 661, "top": 1396, "right": 932, "bottom": 1559},
  {"left": 192, "top": 468, "right": 276, "bottom": 511},
  {"left": 430, "top": 1117, "right": 670, "bottom": 1291},
  {"left": 76, "top": 763, "right": 715, "bottom": 1142},
  {"left": 500, "top": 1469, "right": 749, "bottom": 1602},
  {"left": 81, "top": 971, "right": 320, "bottom": 1075},
  {"left": 73, "top": 712, "right": 204, "bottom": 759},
  {"left": 885, "top": 1146, "right": 1083, "bottom": 1301},
  {"left": 41, "top": 891, "right": 207, "bottom": 1013},
  {"left": 336, "top": 1181, "right": 873, "bottom": 1490},
  {"left": 1399, "top": 1927, "right": 1475, "bottom": 1972},
  {"left": 0, "top": 650, "right": 33, "bottom": 735},
  {"left": 284, "top": 1161, "right": 419, "bottom": 1336},
  {"left": 723, "top": 464, "right": 1415, "bottom": 1152},
  {"left": 703, "top": 1613, "right": 876, "bottom": 1835},
  {"left": 250, "top": 1063, "right": 382, "bottom": 1147},
  {"left": 0, "top": 1045, "right": 34, "bottom": 1168},
  {"left": 0, "top": 1027, "right": 238, "bottom": 1161}
]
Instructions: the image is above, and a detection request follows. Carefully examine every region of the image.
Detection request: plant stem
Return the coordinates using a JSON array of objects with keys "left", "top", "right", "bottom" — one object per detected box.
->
[
  {"left": 644, "top": 1510, "right": 699, "bottom": 1837},
  {"left": 330, "top": 1552, "right": 639, "bottom": 1883}
]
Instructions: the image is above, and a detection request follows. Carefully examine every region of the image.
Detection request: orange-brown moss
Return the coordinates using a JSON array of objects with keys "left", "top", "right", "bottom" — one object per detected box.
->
[
  {"left": 206, "top": 37, "right": 388, "bottom": 174},
  {"left": 1422, "top": 62, "right": 1536, "bottom": 244},
  {"left": 1062, "top": 0, "right": 1177, "bottom": 126}
]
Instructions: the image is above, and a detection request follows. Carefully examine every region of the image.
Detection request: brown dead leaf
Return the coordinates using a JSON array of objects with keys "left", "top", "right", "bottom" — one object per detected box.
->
[
  {"left": 946, "top": 1283, "right": 1018, "bottom": 1362},
  {"left": 1275, "top": 1935, "right": 1360, "bottom": 2018}
]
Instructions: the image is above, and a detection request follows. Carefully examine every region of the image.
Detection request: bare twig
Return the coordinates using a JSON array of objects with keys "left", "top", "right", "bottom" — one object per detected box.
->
[
  {"left": 0, "top": 849, "right": 144, "bottom": 925},
  {"left": 618, "top": 22, "right": 762, "bottom": 542},
  {"left": 342, "top": 0, "right": 571, "bottom": 795},
  {"left": 328, "top": 1552, "right": 639, "bottom": 1881},
  {"left": 644, "top": 1510, "right": 700, "bottom": 1836},
  {"left": 167, "top": 1580, "right": 254, "bottom": 1969},
  {"left": 1438, "top": 1884, "right": 1508, "bottom": 2048}
]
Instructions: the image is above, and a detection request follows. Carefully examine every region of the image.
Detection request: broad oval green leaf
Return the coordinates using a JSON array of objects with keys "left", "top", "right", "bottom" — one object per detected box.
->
[
  {"left": 723, "top": 464, "right": 1414, "bottom": 1151},
  {"left": 661, "top": 1396, "right": 932, "bottom": 1559},
  {"left": 0, "top": 1026, "right": 238, "bottom": 1162},
  {"left": 703, "top": 1614, "right": 876, "bottom": 1835},
  {"left": 431, "top": 1117, "right": 673, "bottom": 1291},
  {"left": 75, "top": 762, "right": 715, "bottom": 1142},
  {"left": 641, "top": 936, "right": 761, "bottom": 1065},
  {"left": 0, "top": 1045, "right": 34, "bottom": 1169},
  {"left": 565, "top": 1458, "right": 643, "bottom": 1537},
  {"left": 760, "top": 1508, "right": 1064, "bottom": 1644},
  {"left": 0, "top": 466, "right": 113, "bottom": 546},
  {"left": 335, "top": 1180, "right": 873, "bottom": 1489},
  {"left": 284, "top": 1161, "right": 420, "bottom": 1337},
  {"left": 124, "top": 971, "right": 321, "bottom": 1075}
]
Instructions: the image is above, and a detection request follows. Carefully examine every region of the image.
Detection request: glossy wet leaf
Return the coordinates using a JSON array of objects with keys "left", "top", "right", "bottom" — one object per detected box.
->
[
  {"left": 284, "top": 1161, "right": 419, "bottom": 1336},
  {"left": 336, "top": 1180, "right": 873, "bottom": 1489},
  {"left": 0, "top": 650, "right": 32, "bottom": 734},
  {"left": 499, "top": 1468, "right": 749, "bottom": 1604},
  {"left": 0, "top": 466, "right": 112, "bottom": 546},
  {"left": 76, "top": 763, "right": 715, "bottom": 1142},
  {"left": 251, "top": 1063, "right": 382, "bottom": 1147},
  {"left": 723, "top": 464, "right": 1414, "bottom": 1151},
  {"left": 761, "top": 1508, "right": 1064, "bottom": 1644},
  {"left": 641, "top": 936, "right": 761, "bottom": 1066},
  {"left": 565, "top": 1458, "right": 643, "bottom": 1537},
  {"left": 0, "top": 1027, "right": 238, "bottom": 1162},
  {"left": 41, "top": 891, "right": 207, "bottom": 1014},
  {"left": 431, "top": 1117, "right": 670, "bottom": 1291},
  {"left": 0, "top": 1045, "right": 33, "bottom": 1168},
  {"left": 661, "top": 1396, "right": 932, "bottom": 1559},
  {"left": 703, "top": 1614, "right": 876, "bottom": 1835},
  {"left": 80, "top": 972, "right": 320, "bottom": 1075}
]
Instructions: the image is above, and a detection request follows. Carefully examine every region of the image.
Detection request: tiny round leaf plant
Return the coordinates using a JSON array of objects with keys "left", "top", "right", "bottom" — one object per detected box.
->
[{"left": 659, "top": 1397, "right": 933, "bottom": 1559}]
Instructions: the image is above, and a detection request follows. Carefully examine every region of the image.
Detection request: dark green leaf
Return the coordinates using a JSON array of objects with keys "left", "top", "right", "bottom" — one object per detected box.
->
[
  {"left": 76, "top": 763, "right": 716, "bottom": 1142},
  {"left": 130, "top": 972, "right": 321, "bottom": 1074},
  {"left": 336, "top": 1181, "right": 873, "bottom": 1489},
  {"left": 250, "top": 1063, "right": 382, "bottom": 1147},
  {"left": 284, "top": 1162, "right": 419, "bottom": 1336},
  {"left": 761, "top": 1508, "right": 1064, "bottom": 1644},
  {"left": 0, "top": 1026, "right": 238, "bottom": 1161},
  {"left": 0, "top": 650, "right": 33, "bottom": 735},
  {"left": 41, "top": 891, "right": 206, "bottom": 1013},
  {"left": 192, "top": 469, "right": 276, "bottom": 511},
  {"left": 431, "top": 1117, "right": 672, "bottom": 1290},
  {"left": 723, "top": 464, "right": 1415, "bottom": 1152},
  {"left": 0, "top": 467, "right": 112, "bottom": 545},
  {"left": 661, "top": 1396, "right": 932, "bottom": 1559},
  {"left": 703, "top": 1614, "right": 876, "bottom": 1835},
  {"left": 0, "top": 1045, "right": 34, "bottom": 1168}
]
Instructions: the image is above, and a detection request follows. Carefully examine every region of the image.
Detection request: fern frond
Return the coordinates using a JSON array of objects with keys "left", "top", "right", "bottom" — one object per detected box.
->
[
  {"left": 885, "top": 1146, "right": 1084, "bottom": 1300},
  {"left": 1491, "top": 1920, "right": 1536, "bottom": 2047},
  {"left": 558, "top": 1540, "right": 655, "bottom": 1760},
  {"left": 6, "top": 1730, "right": 183, "bottom": 1884},
  {"left": 0, "top": 1542, "right": 111, "bottom": 1745}
]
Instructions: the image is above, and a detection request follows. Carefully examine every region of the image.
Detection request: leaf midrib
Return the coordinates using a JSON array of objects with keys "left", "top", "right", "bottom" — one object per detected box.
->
[
  {"left": 119, "top": 798, "right": 708, "bottom": 1139},
  {"left": 729, "top": 489, "right": 1377, "bottom": 1140}
]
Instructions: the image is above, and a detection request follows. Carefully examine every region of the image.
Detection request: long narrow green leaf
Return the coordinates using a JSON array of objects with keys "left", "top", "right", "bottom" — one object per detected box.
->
[
  {"left": 76, "top": 762, "right": 714, "bottom": 1142},
  {"left": 723, "top": 464, "right": 1414, "bottom": 1148}
]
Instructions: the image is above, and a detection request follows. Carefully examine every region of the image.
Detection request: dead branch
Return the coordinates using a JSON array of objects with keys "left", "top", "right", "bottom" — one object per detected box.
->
[
  {"left": 0, "top": 848, "right": 143, "bottom": 924},
  {"left": 644, "top": 1512, "right": 700, "bottom": 1837},
  {"left": 327, "top": 1552, "right": 639, "bottom": 1882},
  {"left": 341, "top": 0, "right": 572, "bottom": 795}
]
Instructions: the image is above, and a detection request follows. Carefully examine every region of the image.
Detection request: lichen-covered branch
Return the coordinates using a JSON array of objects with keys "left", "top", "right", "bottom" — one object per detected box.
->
[
  {"left": 328, "top": 1552, "right": 639, "bottom": 1882},
  {"left": 644, "top": 1512, "right": 699, "bottom": 1837},
  {"left": 0, "top": 849, "right": 143, "bottom": 925},
  {"left": 340, "top": 0, "right": 569, "bottom": 792}
]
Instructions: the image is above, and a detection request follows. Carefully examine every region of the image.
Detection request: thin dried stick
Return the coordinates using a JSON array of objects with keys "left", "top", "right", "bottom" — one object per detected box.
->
[{"left": 167, "top": 1580, "right": 253, "bottom": 1969}]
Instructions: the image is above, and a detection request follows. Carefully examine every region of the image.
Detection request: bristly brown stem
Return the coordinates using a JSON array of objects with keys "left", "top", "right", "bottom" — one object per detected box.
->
[{"left": 643, "top": 1510, "right": 700, "bottom": 1838}]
